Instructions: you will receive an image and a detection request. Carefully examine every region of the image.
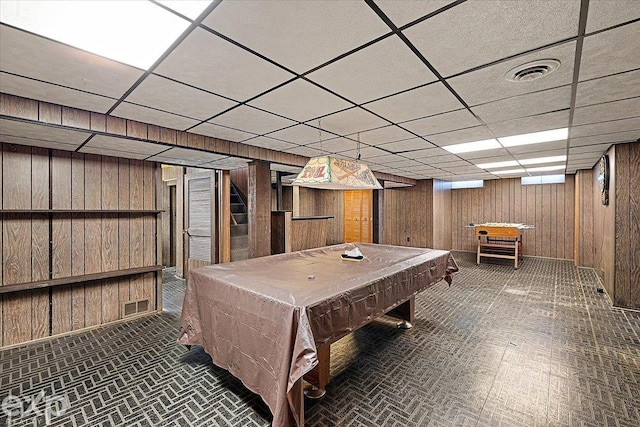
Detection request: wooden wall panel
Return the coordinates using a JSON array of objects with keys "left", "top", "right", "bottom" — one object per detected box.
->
[
  {"left": 1, "top": 143, "right": 161, "bottom": 347},
  {"left": 433, "top": 179, "right": 452, "bottom": 250},
  {"left": 129, "top": 160, "right": 145, "bottom": 302},
  {"left": 383, "top": 181, "right": 432, "bottom": 248},
  {"left": 450, "top": 177, "right": 575, "bottom": 260}
]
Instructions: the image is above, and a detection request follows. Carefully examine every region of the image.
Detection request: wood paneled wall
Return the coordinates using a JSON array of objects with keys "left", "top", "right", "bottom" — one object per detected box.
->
[
  {"left": 432, "top": 179, "right": 452, "bottom": 250},
  {"left": 383, "top": 180, "right": 434, "bottom": 248},
  {"left": 0, "top": 143, "right": 160, "bottom": 347},
  {"left": 575, "top": 170, "right": 594, "bottom": 266},
  {"left": 451, "top": 177, "right": 575, "bottom": 260},
  {"left": 296, "top": 187, "right": 344, "bottom": 245},
  {"left": 614, "top": 142, "right": 640, "bottom": 308}
]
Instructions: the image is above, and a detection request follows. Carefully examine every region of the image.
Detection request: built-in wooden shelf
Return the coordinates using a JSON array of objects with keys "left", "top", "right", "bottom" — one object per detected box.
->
[
  {"left": 0, "top": 209, "right": 163, "bottom": 214},
  {"left": 0, "top": 265, "right": 164, "bottom": 294}
]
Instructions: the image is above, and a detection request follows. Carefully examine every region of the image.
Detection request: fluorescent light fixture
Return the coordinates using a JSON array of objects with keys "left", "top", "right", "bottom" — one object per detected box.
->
[
  {"left": 526, "top": 165, "right": 566, "bottom": 172},
  {"left": 0, "top": 1, "right": 191, "bottom": 69},
  {"left": 492, "top": 168, "right": 527, "bottom": 175},
  {"left": 498, "top": 128, "right": 568, "bottom": 147},
  {"left": 519, "top": 155, "right": 567, "bottom": 165},
  {"left": 522, "top": 174, "right": 566, "bottom": 185},
  {"left": 451, "top": 180, "right": 484, "bottom": 189},
  {"left": 155, "top": 1, "right": 212, "bottom": 19},
  {"left": 442, "top": 139, "right": 501, "bottom": 154},
  {"left": 475, "top": 160, "right": 519, "bottom": 169}
]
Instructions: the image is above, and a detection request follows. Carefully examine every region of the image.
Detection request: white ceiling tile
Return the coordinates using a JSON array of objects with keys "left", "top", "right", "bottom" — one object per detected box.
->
[
  {"left": 337, "top": 145, "right": 392, "bottom": 159},
  {"left": 573, "top": 98, "right": 640, "bottom": 126},
  {"left": 282, "top": 145, "right": 328, "bottom": 157},
  {"left": 507, "top": 141, "right": 567, "bottom": 155},
  {"left": 367, "top": 153, "right": 410, "bottom": 164},
  {"left": 414, "top": 153, "right": 461, "bottom": 164},
  {"left": 569, "top": 144, "right": 611, "bottom": 154},
  {"left": 211, "top": 106, "right": 295, "bottom": 135},
  {"left": 569, "top": 131, "right": 638, "bottom": 147},
  {"left": 154, "top": 28, "right": 294, "bottom": 101},
  {"left": 351, "top": 125, "right": 419, "bottom": 145},
  {"left": 403, "top": 147, "right": 450, "bottom": 159},
  {"left": 448, "top": 42, "right": 576, "bottom": 106},
  {"left": 147, "top": 147, "right": 228, "bottom": 164},
  {"left": 307, "top": 137, "right": 358, "bottom": 154},
  {"left": 425, "top": 125, "right": 495, "bottom": 146},
  {"left": 487, "top": 111, "right": 570, "bottom": 137},
  {"left": 404, "top": 0, "right": 581, "bottom": 77},
  {"left": 568, "top": 152, "right": 605, "bottom": 161},
  {"left": 571, "top": 117, "right": 640, "bottom": 138},
  {"left": 375, "top": 0, "right": 452, "bottom": 28},
  {"left": 575, "top": 69, "right": 640, "bottom": 107},
  {"left": 377, "top": 137, "right": 434, "bottom": 153},
  {"left": 311, "top": 107, "right": 388, "bottom": 136},
  {"left": 266, "top": 124, "right": 327, "bottom": 145},
  {"left": 0, "top": 73, "right": 116, "bottom": 113},
  {"left": 127, "top": 74, "right": 237, "bottom": 120},
  {"left": 0, "top": 119, "right": 90, "bottom": 147},
  {"left": 111, "top": 102, "right": 201, "bottom": 131},
  {"left": 471, "top": 86, "right": 572, "bottom": 124},
  {"left": 466, "top": 153, "right": 516, "bottom": 163},
  {"left": 82, "top": 135, "right": 168, "bottom": 159},
  {"left": 456, "top": 148, "right": 511, "bottom": 161},
  {"left": 248, "top": 79, "right": 351, "bottom": 122},
  {"left": 242, "top": 136, "right": 298, "bottom": 152},
  {"left": 401, "top": 109, "right": 481, "bottom": 136},
  {"left": 0, "top": 25, "right": 143, "bottom": 99},
  {"left": 202, "top": 1, "right": 389, "bottom": 73},
  {"left": 188, "top": 122, "right": 256, "bottom": 142},
  {"left": 0, "top": 133, "right": 79, "bottom": 151},
  {"left": 205, "top": 157, "right": 250, "bottom": 170},
  {"left": 579, "top": 22, "right": 640, "bottom": 81},
  {"left": 307, "top": 36, "right": 437, "bottom": 104},
  {"left": 585, "top": 0, "right": 640, "bottom": 33},
  {"left": 364, "top": 82, "right": 464, "bottom": 123}
]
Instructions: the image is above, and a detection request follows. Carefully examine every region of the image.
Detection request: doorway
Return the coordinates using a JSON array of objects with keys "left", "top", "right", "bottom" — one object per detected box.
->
[{"left": 343, "top": 190, "right": 373, "bottom": 243}]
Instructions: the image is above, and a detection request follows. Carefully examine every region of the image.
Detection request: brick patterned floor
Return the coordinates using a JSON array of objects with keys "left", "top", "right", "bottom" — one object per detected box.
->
[{"left": 1, "top": 253, "right": 639, "bottom": 426}]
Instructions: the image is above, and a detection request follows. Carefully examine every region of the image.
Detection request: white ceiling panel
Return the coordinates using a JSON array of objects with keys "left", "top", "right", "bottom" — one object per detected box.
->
[
  {"left": 456, "top": 148, "right": 511, "bottom": 161},
  {"left": 126, "top": 74, "right": 237, "bottom": 120},
  {"left": 400, "top": 147, "right": 449, "bottom": 159},
  {"left": 266, "top": 124, "right": 327, "bottom": 145},
  {"left": 375, "top": 0, "right": 452, "bottom": 28},
  {"left": 404, "top": 0, "right": 581, "bottom": 77},
  {"left": 204, "top": 157, "right": 250, "bottom": 170},
  {"left": 573, "top": 98, "right": 640, "bottom": 126},
  {"left": 0, "top": 73, "right": 117, "bottom": 113},
  {"left": 471, "top": 86, "right": 572, "bottom": 124},
  {"left": 449, "top": 42, "right": 576, "bottom": 106},
  {"left": 311, "top": 107, "right": 388, "bottom": 136},
  {"left": 0, "top": 119, "right": 90, "bottom": 148},
  {"left": 487, "top": 111, "right": 570, "bottom": 137},
  {"left": 425, "top": 125, "right": 495, "bottom": 146},
  {"left": 569, "top": 144, "right": 611, "bottom": 154},
  {"left": 307, "top": 137, "right": 358, "bottom": 154},
  {"left": 377, "top": 137, "right": 435, "bottom": 153},
  {"left": 401, "top": 109, "right": 481, "bottom": 136},
  {"left": 210, "top": 106, "right": 295, "bottom": 135},
  {"left": 575, "top": 69, "right": 640, "bottom": 107},
  {"left": 242, "top": 136, "right": 298, "bottom": 152},
  {"left": 307, "top": 36, "right": 437, "bottom": 104},
  {"left": 203, "top": 1, "right": 389, "bottom": 73},
  {"left": 337, "top": 145, "right": 392, "bottom": 160},
  {"left": 585, "top": 0, "right": 640, "bottom": 33},
  {"left": 248, "top": 79, "right": 351, "bottom": 122},
  {"left": 507, "top": 142, "right": 567, "bottom": 155},
  {"left": 569, "top": 131, "right": 638, "bottom": 147},
  {"left": 281, "top": 145, "right": 328, "bottom": 157},
  {"left": 111, "top": 102, "right": 201, "bottom": 131},
  {"left": 364, "top": 82, "right": 464, "bottom": 123},
  {"left": 0, "top": 25, "right": 143, "bottom": 99},
  {"left": 147, "top": 147, "right": 229, "bottom": 164},
  {"left": 82, "top": 135, "right": 168, "bottom": 159},
  {"left": 154, "top": 28, "right": 294, "bottom": 101},
  {"left": 571, "top": 118, "right": 640, "bottom": 139},
  {"left": 579, "top": 22, "right": 640, "bottom": 82},
  {"left": 568, "top": 151, "right": 605, "bottom": 162},
  {"left": 188, "top": 122, "right": 256, "bottom": 142},
  {"left": 412, "top": 153, "right": 461, "bottom": 164},
  {"left": 352, "top": 125, "right": 419, "bottom": 145}
]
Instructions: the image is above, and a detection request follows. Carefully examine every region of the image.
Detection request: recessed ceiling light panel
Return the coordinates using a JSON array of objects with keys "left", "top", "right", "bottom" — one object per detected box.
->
[
  {"left": 505, "top": 59, "right": 561, "bottom": 82},
  {"left": 442, "top": 139, "right": 501, "bottom": 154},
  {"left": 519, "top": 155, "right": 567, "bottom": 165},
  {"left": 499, "top": 128, "right": 568, "bottom": 147},
  {"left": 475, "top": 160, "right": 519, "bottom": 169}
]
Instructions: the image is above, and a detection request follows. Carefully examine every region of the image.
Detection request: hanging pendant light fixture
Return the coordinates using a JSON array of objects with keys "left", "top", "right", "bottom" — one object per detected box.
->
[{"left": 293, "top": 125, "right": 382, "bottom": 190}]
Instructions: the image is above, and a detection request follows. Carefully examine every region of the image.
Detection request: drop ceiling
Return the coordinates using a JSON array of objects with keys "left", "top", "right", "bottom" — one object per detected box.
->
[{"left": 0, "top": 0, "right": 638, "bottom": 180}]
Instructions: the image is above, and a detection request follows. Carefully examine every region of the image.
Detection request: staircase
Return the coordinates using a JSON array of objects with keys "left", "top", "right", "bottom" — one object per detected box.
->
[{"left": 230, "top": 181, "right": 249, "bottom": 261}]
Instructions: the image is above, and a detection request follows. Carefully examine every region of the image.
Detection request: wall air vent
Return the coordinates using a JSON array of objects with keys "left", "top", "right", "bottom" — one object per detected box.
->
[
  {"left": 122, "top": 299, "right": 150, "bottom": 318},
  {"left": 505, "top": 59, "right": 560, "bottom": 82}
]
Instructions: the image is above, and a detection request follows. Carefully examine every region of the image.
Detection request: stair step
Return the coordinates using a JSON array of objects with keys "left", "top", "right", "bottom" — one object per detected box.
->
[
  {"left": 231, "top": 224, "right": 248, "bottom": 236},
  {"left": 232, "top": 213, "right": 248, "bottom": 224},
  {"left": 231, "top": 235, "right": 248, "bottom": 249},
  {"left": 231, "top": 203, "right": 246, "bottom": 213}
]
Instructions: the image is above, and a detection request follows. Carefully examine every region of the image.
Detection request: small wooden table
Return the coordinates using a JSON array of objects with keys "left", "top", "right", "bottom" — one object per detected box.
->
[{"left": 475, "top": 223, "right": 531, "bottom": 269}]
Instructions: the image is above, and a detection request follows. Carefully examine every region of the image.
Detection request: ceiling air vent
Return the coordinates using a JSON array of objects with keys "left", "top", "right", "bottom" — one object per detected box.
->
[{"left": 505, "top": 59, "right": 560, "bottom": 82}]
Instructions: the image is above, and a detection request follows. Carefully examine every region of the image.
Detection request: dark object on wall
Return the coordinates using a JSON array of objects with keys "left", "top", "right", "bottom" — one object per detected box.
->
[{"left": 597, "top": 154, "right": 610, "bottom": 205}]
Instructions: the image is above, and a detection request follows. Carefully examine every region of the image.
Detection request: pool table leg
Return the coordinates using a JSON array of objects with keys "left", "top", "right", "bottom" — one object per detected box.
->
[
  {"left": 303, "top": 343, "right": 330, "bottom": 399},
  {"left": 388, "top": 295, "right": 415, "bottom": 329}
]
